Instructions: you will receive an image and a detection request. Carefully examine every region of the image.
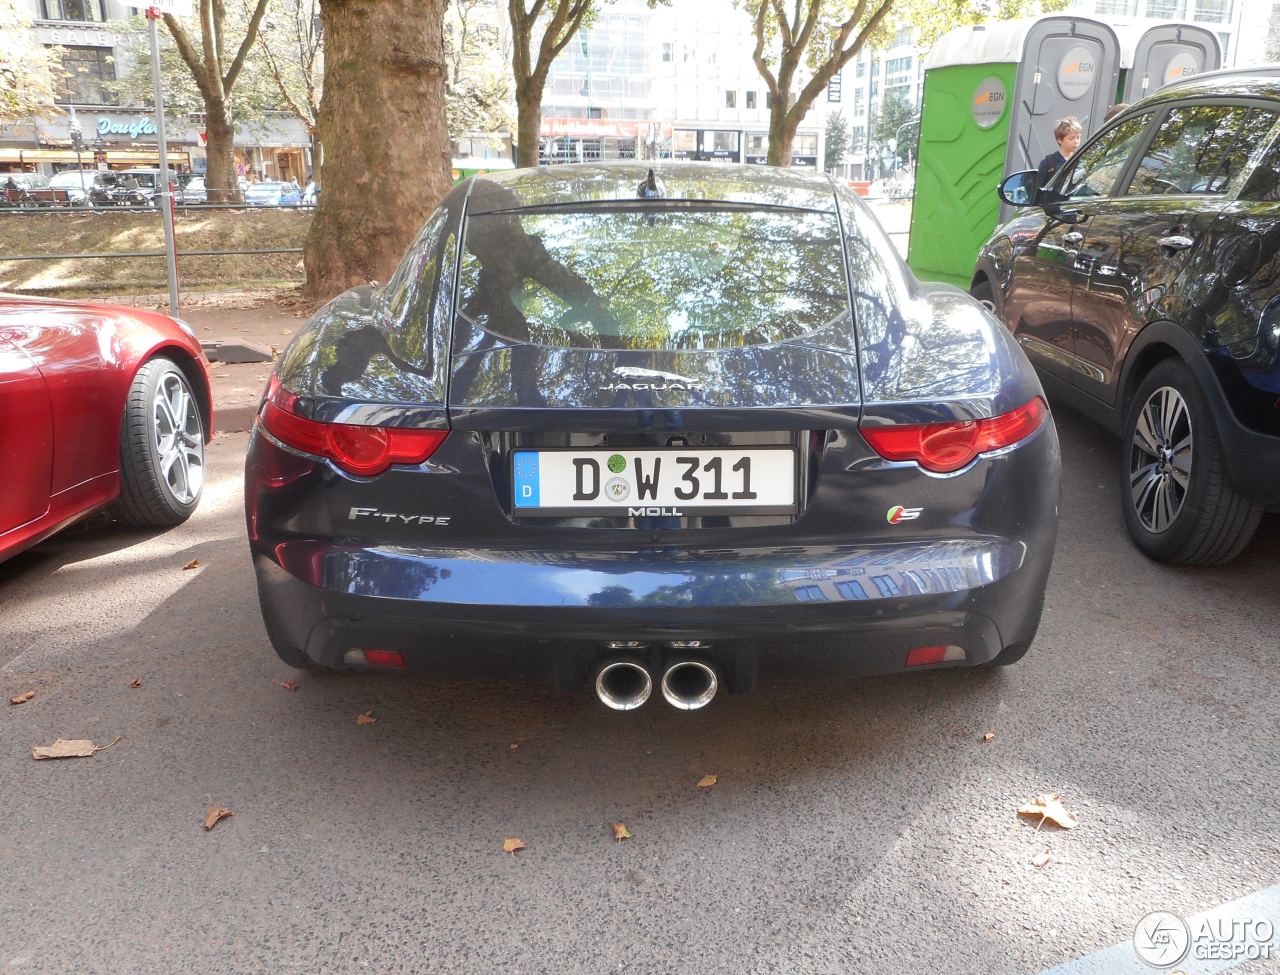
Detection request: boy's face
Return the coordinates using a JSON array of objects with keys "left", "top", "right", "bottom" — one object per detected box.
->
[{"left": 1059, "top": 129, "right": 1082, "bottom": 158}]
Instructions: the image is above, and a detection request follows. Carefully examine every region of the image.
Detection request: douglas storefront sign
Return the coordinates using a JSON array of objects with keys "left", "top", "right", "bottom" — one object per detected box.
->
[{"left": 97, "top": 117, "right": 159, "bottom": 139}]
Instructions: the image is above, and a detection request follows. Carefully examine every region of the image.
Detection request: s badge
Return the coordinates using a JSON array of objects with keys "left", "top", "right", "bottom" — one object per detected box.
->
[{"left": 887, "top": 505, "right": 923, "bottom": 524}]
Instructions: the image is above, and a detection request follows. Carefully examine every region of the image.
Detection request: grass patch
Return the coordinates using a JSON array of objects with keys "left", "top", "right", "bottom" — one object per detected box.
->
[{"left": 0, "top": 208, "right": 311, "bottom": 296}]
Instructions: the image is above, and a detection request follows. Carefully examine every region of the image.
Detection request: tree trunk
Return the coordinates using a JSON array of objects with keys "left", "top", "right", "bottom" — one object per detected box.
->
[
  {"left": 766, "top": 107, "right": 798, "bottom": 167},
  {"left": 309, "top": 129, "right": 323, "bottom": 180},
  {"left": 305, "top": 0, "right": 451, "bottom": 302},
  {"left": 515, "top": 86, "right": 541, "bottom": 168},
  {"left": 203, "top": 99, "right": 240, "bottom": 203}
]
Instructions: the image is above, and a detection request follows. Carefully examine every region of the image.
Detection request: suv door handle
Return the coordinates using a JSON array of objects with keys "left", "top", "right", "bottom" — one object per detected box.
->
[
  {"left": 1064, "top": 231, "right": 1085, "bottom": 246},
  {"left": 1157, "top": 234, "right": 1194, "bottom": 251}
]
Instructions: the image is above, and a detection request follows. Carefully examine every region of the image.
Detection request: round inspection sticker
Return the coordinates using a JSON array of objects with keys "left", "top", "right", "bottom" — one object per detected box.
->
[
  {"left": 972, "top": 77, "right": 1007, "bottom": 129},
  {"left": 605, "top": 477, "right": 630, "bottom": 502},
  {"left": 1057, "top": 44, "right": 1097, "bottom": 100}
]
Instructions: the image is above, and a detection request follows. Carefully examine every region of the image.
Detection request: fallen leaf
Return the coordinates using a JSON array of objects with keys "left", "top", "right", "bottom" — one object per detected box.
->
[
  {"left": 610, "top": 822, "right": 632, "bottom": 842},
  {"left": 129, "top": 679, "right": 141, "bottom": 689},
  {"left": 32, "top": 736, "right": 121, "bottom": 760},
  {"left": 276, "top": 680, "right": 299, "bottom": 692},
  {"left": 182, "top": 559, "right": 201, "bottom": 570},
  {"left": 9, "top": 691, "right": 35, "bottom": 705},
  {"left": 355, "top": 711, "right": 377, "bottom": 725},
  {"left": 982, "top": 732, "right": 996, "bottom": 743},
  {"left": 502, "top": 837, "right": 526, "bottom": 856},
  {"left": 1031, "top": 851, "right": 1053, "bottom": 868},
  {"left": 1017, "top": 793, "right": 1080, "bottom": 831},
  {"left": 510, "top": 742, "right": 519, "bottom": 750},
  {"left": 203, "top": 806, "right": 234, "bottom": 830},
  {"left": 697, "top": 774, "right": 718, "bottom": 789}
]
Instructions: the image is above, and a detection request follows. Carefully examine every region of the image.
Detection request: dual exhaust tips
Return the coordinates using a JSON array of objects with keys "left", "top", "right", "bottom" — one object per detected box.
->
[{"left": 595, "top": 659, "right": 718, "bottom": 711}]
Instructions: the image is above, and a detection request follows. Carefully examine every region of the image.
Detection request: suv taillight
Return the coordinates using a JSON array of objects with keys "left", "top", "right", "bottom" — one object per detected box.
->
[
  {"left": 862, "top": 397, "right": 1047, "bottom": 474},
  {"left": 260, "top": 375, "right": 447, "bottom": 477}
]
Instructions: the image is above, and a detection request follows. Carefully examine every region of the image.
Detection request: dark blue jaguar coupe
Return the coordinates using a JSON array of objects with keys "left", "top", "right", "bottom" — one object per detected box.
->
[{"left": 245, "top": 163, "right": 1059, "bottom": 710}]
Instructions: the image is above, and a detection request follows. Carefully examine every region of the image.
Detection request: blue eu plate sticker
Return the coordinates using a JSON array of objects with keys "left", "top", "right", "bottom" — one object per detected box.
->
[{"left": 513, "top": 452, "right": 540, "bottom": 508}]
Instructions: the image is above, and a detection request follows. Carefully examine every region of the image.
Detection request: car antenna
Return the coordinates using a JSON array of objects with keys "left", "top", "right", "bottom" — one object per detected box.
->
[{"left": 637, "top": 168, "right": 664, "bottom": 199}]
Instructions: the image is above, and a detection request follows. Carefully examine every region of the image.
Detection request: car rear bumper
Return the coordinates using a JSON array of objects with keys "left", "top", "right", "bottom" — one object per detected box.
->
[{"left": 252, "top": 530, "right": 1051, "bottom": 690}]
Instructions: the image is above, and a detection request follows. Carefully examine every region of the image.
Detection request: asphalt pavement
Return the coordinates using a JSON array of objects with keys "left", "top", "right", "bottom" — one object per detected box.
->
[{"left": 1, "top": 299, "right": 1278, "bottom": 974}]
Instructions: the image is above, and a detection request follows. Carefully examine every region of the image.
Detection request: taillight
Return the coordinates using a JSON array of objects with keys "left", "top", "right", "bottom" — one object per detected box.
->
[
  {"left": 260, "top": 375, "right": 447, "bottom": 477},
  {"left": 862, "top": 397, "right": 1046, "bottom": 474}
]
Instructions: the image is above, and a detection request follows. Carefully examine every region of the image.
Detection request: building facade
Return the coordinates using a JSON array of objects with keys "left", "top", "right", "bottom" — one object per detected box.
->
[{"left": 2, "top": 0, "right": 313, "bottom": 178}]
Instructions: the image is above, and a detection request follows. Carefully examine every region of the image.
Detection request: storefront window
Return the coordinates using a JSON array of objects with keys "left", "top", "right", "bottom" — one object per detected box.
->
[
  {"left": 746, "top": 133, "right": 767, "bottom": 156},
  {"left": 1144, "top": 0, "right": 1186, "bottom": 15},
  {"left": 793, "top": 134, "right": 818, "bottom": 157},
  {"left": 41, "top": 0, "right": 104, "bottom": 21},
  {"left": 707, "top": 130, "right": 739, "bottom": 153},
  {"left": 51, "top": 46, "right": 116, "bottom": 105},
  {"left": 673, "top": 129, "right": 697, "bottom": 152}
]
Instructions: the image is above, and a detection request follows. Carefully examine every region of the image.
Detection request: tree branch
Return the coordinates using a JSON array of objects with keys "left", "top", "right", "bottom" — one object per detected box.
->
[
  {"left": 223, "top": 0, "right": 269, "bottom": 91},
  {"left": 162, "top": 12, "right": 215, "bottom": 98},
  {"left": 751, "top": 0, "right": 779, "bottom": 95}
]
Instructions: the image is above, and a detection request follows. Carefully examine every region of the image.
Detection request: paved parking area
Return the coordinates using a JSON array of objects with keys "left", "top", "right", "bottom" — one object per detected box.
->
[{"left": 1, "top": 394, "right": 1277, "bottom": 974}]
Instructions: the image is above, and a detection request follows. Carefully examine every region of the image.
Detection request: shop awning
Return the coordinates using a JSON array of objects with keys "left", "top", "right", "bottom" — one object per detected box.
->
[{"left": 0, "top": 148, "right": 192, "bottom": 165}]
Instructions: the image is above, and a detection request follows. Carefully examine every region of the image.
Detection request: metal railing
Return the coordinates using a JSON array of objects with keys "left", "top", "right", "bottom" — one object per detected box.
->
[{"left": 0, "top": 247, "right": 303, "bottom": 262}]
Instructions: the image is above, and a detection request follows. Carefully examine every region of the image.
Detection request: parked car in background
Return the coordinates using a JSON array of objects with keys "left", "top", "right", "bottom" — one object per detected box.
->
[
  {"left": 176, "top": 175, "right": 207, "bottom": 204},
  {"left": 0, "top": 294, "right": 213, "bottom": 565},
  {"left": 243, "top": 180, "right": 303, "bottom": 206},
  {"left": 972, "top": 70, "right": 1280, "bottom": 565},
  {"left": 246, "top": 162, "right": 1060, "bottom": 706},
  {"left": 49, "top": 169, "right": 104, "bottom": 206},
  {"left": 2, "top": 172, "right": 68, "bottom": 208}
]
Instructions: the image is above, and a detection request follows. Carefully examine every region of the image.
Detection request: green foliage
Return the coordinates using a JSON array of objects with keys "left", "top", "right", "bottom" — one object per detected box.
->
[
  {"left": 0, "top": 0, "right": 61, "bottom": 123},
  {"left": 870, "top": 88, "right": 914, "bottom": 148},
  {"left": 446, "top": 0, "right": 512, "bottom": 136},
  {"left": 107, "top": 11, "right": 285, "bottom": 133},
  {"left": 253, "top": 0, "right": 323, "bottom": 134},
  {"left": 824, "top": 110, "right": 850, "bottom": 171},
  {"left": 895, "top": 0, "right": 1071, "bottom": 49}
]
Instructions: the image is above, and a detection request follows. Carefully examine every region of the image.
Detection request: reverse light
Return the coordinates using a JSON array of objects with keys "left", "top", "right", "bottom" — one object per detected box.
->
[
  {"left": 260, "top": 375, "right": 447, "bottom": 477},
  {"left": 862, "top": 397, "right": 1047, "bottom": 474}
]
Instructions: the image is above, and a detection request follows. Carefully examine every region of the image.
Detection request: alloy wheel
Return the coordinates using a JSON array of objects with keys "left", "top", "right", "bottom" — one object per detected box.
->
[
  {"left": 152, "top": 371, "right": 204, "bottom": 505},
  {"left": 1129, "top": 385, "right": 1192, "bottom": 534}
]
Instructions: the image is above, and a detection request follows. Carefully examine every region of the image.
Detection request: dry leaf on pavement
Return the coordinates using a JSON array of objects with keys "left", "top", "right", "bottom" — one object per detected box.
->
[
  {"left": 129, "top": 679, "right": 141, "bottom": 689},
  {"left": 697, "top": 774, "right": 718, "bottom": 789},
  {"left": 502, "top": 837, "right": 526, "bottom": 856},
  {"left": 32, "top": 736, "right": 121, "bottom": 760},
  {"left": 1031, "top": 851, "right": 1053, "bottom": 868},
  {"left": 982, "top": 732, "right": 996, "bottom": 743},
  {"left": 355, "top": 711, "right": 377, "bottom": 725},
  {"left": 182, "top": 559, "right": 201, "bottom": 570},
  {"left": 276, "top": 680, "right": 299, "bottom": 692},
  {"left": 203, "top": 806, "right": 234, "bottom": 830},
  {"left": 9, "top": 691, "right": 35, "bottom": 705},
  {"left": 610, "top": 822, "right": 633, "bottom": 842},
  {"left": 1017, "top": 793, "right": 1080, "bottom": 831}
]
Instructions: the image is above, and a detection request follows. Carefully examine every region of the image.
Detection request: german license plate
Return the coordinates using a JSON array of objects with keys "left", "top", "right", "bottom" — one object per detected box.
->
[{"left": 512, "top": 448, "right": 797, "bottom": 517}]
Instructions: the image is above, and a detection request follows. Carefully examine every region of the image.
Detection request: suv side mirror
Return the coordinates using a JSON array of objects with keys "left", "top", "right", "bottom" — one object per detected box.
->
[{"left": 999, "top": 170, "right": 1040, "bottom": 208}]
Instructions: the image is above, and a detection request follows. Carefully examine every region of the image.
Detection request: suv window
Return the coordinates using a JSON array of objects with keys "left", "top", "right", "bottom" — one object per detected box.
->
[
  {"left": 1058, "top": 114, "right": 1152, "bottom": 201},
  {"left": 1237, "top": 124, "right": 1280, "bottom": 203},
  {"left": 1128, "top": 105, "right": 1278, "bottom": 197}
]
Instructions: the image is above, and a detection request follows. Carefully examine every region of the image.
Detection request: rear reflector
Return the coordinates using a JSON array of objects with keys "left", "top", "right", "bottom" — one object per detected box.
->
[
  {"left": 905, "top": 645, "right": 967, "bottom": 667},
  {"left": 862, "top": 397, "right": 1047, "bottom": 474},
  {"left": 261, "top": 375, "right": 447, "bottom": 477},
  {"left": 362, "top": 649, "right": 406, "bottom": 668}
]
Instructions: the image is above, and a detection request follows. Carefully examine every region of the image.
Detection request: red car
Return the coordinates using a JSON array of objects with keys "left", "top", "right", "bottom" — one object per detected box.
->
[{"left": 0, "top": 294, "right": 213, "bottom": 564}]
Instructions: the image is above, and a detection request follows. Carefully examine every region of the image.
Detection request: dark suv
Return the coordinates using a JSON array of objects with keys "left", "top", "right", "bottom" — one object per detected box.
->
[{"left": 972, "top": 70, "right": 1280, "bottom": 564}]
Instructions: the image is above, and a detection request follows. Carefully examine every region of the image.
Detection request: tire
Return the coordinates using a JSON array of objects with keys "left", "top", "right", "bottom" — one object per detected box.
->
[
  {"left": 112, "top": 357, "right": 206, "bottom": 527},
  {"left": 1120, "top": 358, "right": 1262, "bottom": 565},
  {"left": 970, "top": 277, "right": 998, "bottom": 317}
]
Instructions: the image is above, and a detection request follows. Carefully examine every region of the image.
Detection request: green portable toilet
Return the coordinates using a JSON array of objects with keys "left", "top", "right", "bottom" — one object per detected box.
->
[
  {"left": 1117, "top": 22, "right": 1221, "bottom": 102},
  {"left": 907, "top": 15, "right": 1120, "bottom": 288}
]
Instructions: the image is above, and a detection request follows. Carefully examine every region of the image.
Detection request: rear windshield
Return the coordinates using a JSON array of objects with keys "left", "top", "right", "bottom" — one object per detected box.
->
[{"left": 456, "top": 206, "right": 848, "bottom": 350}]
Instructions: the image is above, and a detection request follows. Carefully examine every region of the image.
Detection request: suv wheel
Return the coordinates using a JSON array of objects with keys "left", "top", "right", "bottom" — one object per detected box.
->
[{"left": 1120, "top": 359, "right": 1262, "bottom": 564}]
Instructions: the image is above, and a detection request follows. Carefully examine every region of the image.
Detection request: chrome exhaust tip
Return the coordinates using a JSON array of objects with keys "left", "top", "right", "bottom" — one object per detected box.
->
[
  {"left": 594, "top": 660, "right": 653, "bottom": 711},
  {"left": 660, "top": 660, "right": 719, "bottom": 711}
]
